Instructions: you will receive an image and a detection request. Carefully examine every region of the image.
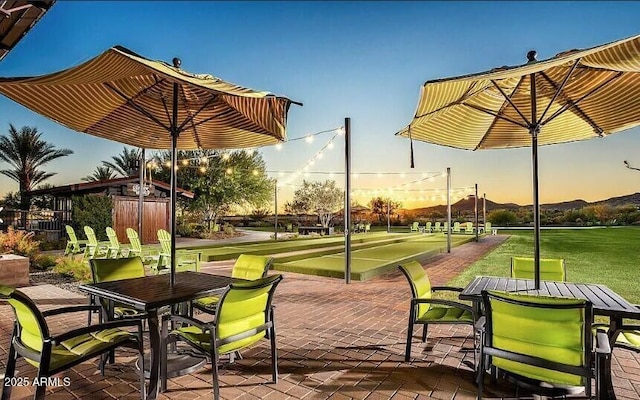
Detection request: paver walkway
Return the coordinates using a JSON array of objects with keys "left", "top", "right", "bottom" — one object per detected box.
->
[{"left": 2, "top": 235, "right": 640, "bottom": 400}]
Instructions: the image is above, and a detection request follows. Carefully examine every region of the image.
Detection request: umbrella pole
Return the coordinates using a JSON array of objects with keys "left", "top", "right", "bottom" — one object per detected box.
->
[
  {"left": 344, "top": 117, "right": 352, "bottom": 284},
  {"left": 446, "top": 167, "right": 451, "bottom": 253},
  {"left": 530, "top": 71, "right": 541, "bottom": 289},
  {"left": 138, "top": 148, "right": 145, "bottom": 243},
  {"left": 474, "top": 183, "right": 479, "bottom": 242},
  {"left": 170, "top": 82, "right": 179, "bottom": 286}
]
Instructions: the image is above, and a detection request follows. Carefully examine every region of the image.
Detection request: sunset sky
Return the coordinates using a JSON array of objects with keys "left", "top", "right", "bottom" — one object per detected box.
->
[{"left": 0, "top": 1, "right": 639, "bottom": 210}]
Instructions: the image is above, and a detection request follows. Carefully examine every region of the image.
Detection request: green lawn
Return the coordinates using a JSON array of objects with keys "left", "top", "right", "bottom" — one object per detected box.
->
[{"left": 447, "top": 228, "right": 640, "bottom": 304}]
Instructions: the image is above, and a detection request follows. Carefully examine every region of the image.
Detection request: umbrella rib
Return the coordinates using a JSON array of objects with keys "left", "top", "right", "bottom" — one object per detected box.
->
[
  {"left": 474, "top": 76, "right": 528, "bottom": 150},
  {"left": 539, "top": 71, "right": 623, "bottom": 134},
  {"left": 177, "top": 94, "right": 218, "bottom": 133},
  {"left": 490, "top": 80, "right": 531, "bottom": 126},
  {"left": 104, "top": 82, "right": 170, "bottom": 132},
  {"left": 463, "top": 103, "right": 529, "bottom": 129},
  {"left": 537, "top": 58, "right": 580, "bottom": 124}
]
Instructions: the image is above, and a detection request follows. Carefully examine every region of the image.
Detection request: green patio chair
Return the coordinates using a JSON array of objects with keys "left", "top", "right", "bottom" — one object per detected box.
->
[
  {"left": 452, "top": 221, "right": 461, "bottom": 233},
  {"left": 434, "top": 221, "right": 442, "bottom": 232},
  {"left": 594, "top": 304, "right": 640, "bottom": 353},
  {"left": 105, "top": 227, "right": 128, "bottom": 258},
  {"left": 410, "top": 222, "right": 420, "bottom": 233},
  {"left": 83, "top": 226, "right": 109, "bottom": 259},
  {"left": 285, "top": 223, "right": 293, "bottom": 232},
  {"left": 398, "top": 261, "right": 475, "bottom": 362},
  {"left": 364, "top": 223, "right": 371, "bottom": 234},
  {"left": 478, "top": 290, "right": 610, "bottom": 399},
  {"left": 161, "top": 274, "right": 284, "bottom": 399},
  {"left": 0, "top": 285, "right": 145, "bottom": 400},
  {"left": 89, "top": 257, "right": 147, "bottom": 320},
  {"left": 192, "top": 254, "right": 273, "bottom": 316},
  {"left": 484, "top": 222, "right": 493, "bottom": 234},
  {"left": 63, "top": 225, "right": 87, "bottom": 257},
  {"left": 154, "top": 229, "right": 202, "bottom": 274},
  {"left": 511, "top": 257, "right": 566, "bottom": 282},
  {"left": 425, "top": 222, "right": 432, "bottom": 233},
  {"left": 212, "top": 223, "right": 221, "bottom": 233},
  {"left": 463, "top": 222, "right": 474, "bottom": 234},
  {"left": 125, "top": 227, "right": 159, "bottom": 264}
]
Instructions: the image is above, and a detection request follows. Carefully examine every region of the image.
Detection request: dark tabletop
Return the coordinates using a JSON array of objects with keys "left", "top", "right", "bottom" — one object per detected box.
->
[
  {"left": 78, "top": 271, "right": 234, "bottom": 311},
  {"left": 460, "top": 276, "right": 639, "bottom": 319}
]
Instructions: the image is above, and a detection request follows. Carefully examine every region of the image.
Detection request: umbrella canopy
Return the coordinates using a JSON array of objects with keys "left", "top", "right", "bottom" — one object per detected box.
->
[
  {"left": 0, "top": 45, "right": 300, "bottom": 285},
  {"left": 0, "top": 1, "right": 56, "bottom": 62},
  {"left": 397, "top": 34, "right": 640, "bottom": 288}
]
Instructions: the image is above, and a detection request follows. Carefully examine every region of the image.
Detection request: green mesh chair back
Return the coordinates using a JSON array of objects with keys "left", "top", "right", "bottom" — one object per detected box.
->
[
  {"left": 511, "top": 257, "right": 566, "bottom": 282},
  {"left": 398, "top": 261, "right": 432, "bottom": 317},
  {"left": 0, "top": 285, "right": 48, "bottom": 362},
  {"left": 481, "top": 290, "right": 592, "bottom": 389},
  {"left": 231, "top": 255, "right": 273, "bottom": 280},
  {"left": 90, "top": 257, "right": 146, "bottom": 283},
  {"left": 215, "top": 274, "right": 282, "bottom": 354}
]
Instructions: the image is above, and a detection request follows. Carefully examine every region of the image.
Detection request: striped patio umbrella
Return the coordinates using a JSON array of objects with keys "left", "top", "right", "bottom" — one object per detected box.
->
[
  {"left": 0, "top": 45, "right": 300, "bottom": 284},
  {"left": 397, "top": 34, "right": 640, "bottom": 288}
]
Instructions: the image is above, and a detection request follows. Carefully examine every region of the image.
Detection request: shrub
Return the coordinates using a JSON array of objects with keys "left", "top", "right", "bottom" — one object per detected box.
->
[
  {"left": 0, "top": 226, "right": 40, "bottom": 262},
  {"left": 71, "top": 195, "right": 113, "bottom": 241},
  {"left": 223, "top": 224, "right": 235, "bottom": 235},
  {"left": 53, "top": 257, "right": 92, "bottom": 283},
  {"left": 487, "top": 209, "right": 517, "bottom": 226},
  {"left": 32, "top": 254, "right": 57, "bottom": 271}
]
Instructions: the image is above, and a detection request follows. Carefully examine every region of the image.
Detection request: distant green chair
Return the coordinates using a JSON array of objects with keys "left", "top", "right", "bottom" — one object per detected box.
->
[
  {"left": 364, "top": 223, "right": 371, "bottom": 234},
  {"left": 478, "top": 290, "right": 609, "bottom": 399},
  {"left": 511, "top": 257, "right": 566, "bottom": 282},
  {"left": 452, "top": 222, "right": 461, "bottom": 233},
  {"left": 398, "top": 261, "right": 475, "bottom": 362},
  {"left": 212, "top": 223, "right": 221, "bottom": 233},
  {"left": 285, "top": 223, "right": 293, "bottom": 233},
  {"left": 161, "top": 274, "right": 283, "bottom": 398},
  {"left": 463, "top": 222, "right": 474, "bottom": 234},
  {"left": 105, "top": 227, "right": 128, "bottom": 258},
  {"left": 0, "top": 285, "right": 145, "bottom": 400},
  {"left": 192, "top": 254, "right": 273, "bottom": 315},
  {"left": 63, "top": 225, "right": 87, "bottom": 257},
  {"left": 83, "top": 226, "right": 109, "bottom": 259},
  {"left": 155, "top": 229, "right": 202, "bottom": 274},
  {"left": 434, "top": 222, "right": 441, "bottom": 232},
  {"left": 125, "top": 227, "right": 159, "bottom": 264},
  {"left": 410, "top": 222, "right": 420, "bottom": 233},
  {"left": 424, "top": 222, "right": 432, "bottom": 233},
  {"left": 483, "top": 222, "right": 493, "bottom": 234}
]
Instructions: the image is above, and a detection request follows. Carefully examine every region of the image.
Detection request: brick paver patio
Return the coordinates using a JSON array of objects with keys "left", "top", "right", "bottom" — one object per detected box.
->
[{"left": 2, "top": 235, "right": 640, "bottom": 399}]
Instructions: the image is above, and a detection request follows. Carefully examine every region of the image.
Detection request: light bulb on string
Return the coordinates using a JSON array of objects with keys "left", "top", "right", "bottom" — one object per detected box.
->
[
  {"left": 199, "top": 166, "right": 206, "bottom": 173},
  {"left": 275, "top": 143, "right": 283, "bottom": 151},
  {"left": 200, "top": 157, "right": 208, "bottom": 164},
  {"left": 181, "top": 159, "right": 189, "bottom": 166},
  {"left": 222, "top": 153, "right": 230, "bottom": 161},
  {"left": 305, "top": 135, "right": 314, "bottom": 143},
  {"left": 165, "top": 161, "right": 171, "bottom": 167},
  {"left": 336, "top": 127, "right": 345, "bottom": 135},
  {"left": 252, "top": 169, "right": 259, "bottom": 176},
  {"left": 226, "top": 168, "right": 233, "bottom": 175},
  {"left": 327, "top": 141, "right": 334, "bottom": 149}
]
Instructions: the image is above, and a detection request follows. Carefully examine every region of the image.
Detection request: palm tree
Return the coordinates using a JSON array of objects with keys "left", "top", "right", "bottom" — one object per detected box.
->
[
  {"left": 0, "top": 124, "right": 73, "bottom": 212},
  {"left": 103, "top": 147, "right": 140, "bottom": 177},
  {"left": 82, "top": 166, "right": 118, "bottom": 182}
]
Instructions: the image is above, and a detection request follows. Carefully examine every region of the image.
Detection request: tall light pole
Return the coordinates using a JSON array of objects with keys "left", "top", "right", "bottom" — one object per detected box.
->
[
  {"left": 344, "top": 118, "right": 352, "bottom": 284},
  {"left": 274, "top": 180, "right": 278, "bottom": 241},
  {"left": 446, "top": 167, "right": 451, "bottom": 253}
]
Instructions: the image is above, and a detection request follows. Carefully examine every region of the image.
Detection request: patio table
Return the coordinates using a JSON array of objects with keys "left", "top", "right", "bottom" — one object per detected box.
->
[
  {"left": 78, "top": 271, "right": 235, "bottom": 400},
  {"left": 460, "top": 276, "right": 640, "bottom": 400}
]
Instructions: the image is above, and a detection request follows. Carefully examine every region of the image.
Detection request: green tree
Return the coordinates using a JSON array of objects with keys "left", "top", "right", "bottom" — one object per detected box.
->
[
  {"left": 82, "top": 166, "right": 117, "bottom": 182},
  {"left": 0, "top": 124, "right": 73, "bottom": 211},
  {"left": 71, "top": 195, "right": 113, "bottom": 241},
  {"left": 292, "top": 180, "right": 343, "bottom": 227},
  {"left": 487, "top": 209, "right": 517, "bottom": 226},
  {"left": 367, "top": 196, "right": 402, "bottom": 223},
  {"left": 151, "top": 149, "right": 274, "bottom": 231},
  {"left": 102, "top": 146, "right": 140, "bottom": 177}
]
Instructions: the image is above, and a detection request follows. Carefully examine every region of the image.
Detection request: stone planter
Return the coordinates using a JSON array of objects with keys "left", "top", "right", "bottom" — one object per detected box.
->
[{"left": 0, "top": 254, "right": 30, "bottom": 287}]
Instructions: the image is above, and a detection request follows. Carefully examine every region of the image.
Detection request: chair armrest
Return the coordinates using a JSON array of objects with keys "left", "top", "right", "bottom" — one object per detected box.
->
[
  {"left": 595, "top": 331, "right": 612, "bottom": 355},
  {"left": 51, "top": 318, "right": 143, "bottom": 345},
  {"left": 42, "top": 304, "right": 102, "bottom": 317},
  {"left": 432, "top": 286, "right": 463, "bottom": 293},
  {"left": 162, "top": 314, "right": 212, "bottom": 330},
  {"left": 412, "top": 298, "right": 474, "bottom": 313}
]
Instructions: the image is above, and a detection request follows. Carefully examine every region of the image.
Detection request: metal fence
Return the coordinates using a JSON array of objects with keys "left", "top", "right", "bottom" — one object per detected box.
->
[{"left": 0, "top": 209, "right": 66, "bottom": 240}]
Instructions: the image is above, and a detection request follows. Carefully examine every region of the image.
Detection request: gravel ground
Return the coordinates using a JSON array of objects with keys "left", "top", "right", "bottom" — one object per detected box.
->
[{"left": 29, "top": 271, "right": 84, "bottom": 295}]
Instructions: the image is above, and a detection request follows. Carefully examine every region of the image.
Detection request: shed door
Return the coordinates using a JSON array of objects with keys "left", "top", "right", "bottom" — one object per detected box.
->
[{"left": 113, "top": 197, "right": 168, "bottom": 244}]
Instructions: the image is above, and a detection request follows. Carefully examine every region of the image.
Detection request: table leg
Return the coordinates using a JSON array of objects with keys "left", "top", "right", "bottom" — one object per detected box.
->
[{"left": 147, "top": 309, "right": 160, "bottom": 400}]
